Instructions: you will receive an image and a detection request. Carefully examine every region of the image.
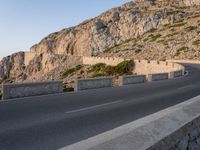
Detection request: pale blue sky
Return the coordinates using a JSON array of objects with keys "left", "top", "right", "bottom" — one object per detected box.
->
[{"left": 0, "top": 0, "right": 131, "bottom": 59}]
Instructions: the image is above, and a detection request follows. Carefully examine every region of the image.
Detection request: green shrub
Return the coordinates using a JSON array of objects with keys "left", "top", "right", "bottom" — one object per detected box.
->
[
  {"left": 61, "top": 65, "right": 83, "bottom": 79},
  {"left": 165, "top": 32, "right": 178, "bottom": 38},
  {"left": 104, "top": 65, "right": 116, "bottom": 75},
  {"left": 148, "top": 28, "right": 157, "bottom": 33},
  {"left": 135, "top": 49, "right": 142, "bottom": 53},
  {"left": 89, "top": 60, "right": 135, "bottom": 77},
  {"left": 170, "top": 28, "right": 176, "bottom": 32},
  {"left": 177, "top": 47, "right": 189, "bottom": 53},
  {"left": 192, "top": 40, "right": 200, "bottom": 46},
  {"left": 63, "top": 85, "right": 74, "bottom": 92},
  {"left": 166, "top": 10, "right": 182, "bottom": 16},
  {"left": 170, "top": 22, "right": 187, "bottom": 28},
  {"left": 150, "top": 34, "right": 162, "bottom": 42},
  {"left": 5, "top": 78, "right": 13, "bottom": 83},
  {"left": 61, "top": 68, "right": 76, "bottom": 78},
  {"left": 175, "top": 19, "right": 185, "bottom": 24},
  {"left": 90, "top": 73, "right": 106, "bottom": 78},
  {"left": 114, "top": 60, "right": 135, "bottom": 75},
  {"left": 91, "top": 63, "right": 106, "bottom": 72},
  {"left": 75, "top": 65, "right": 83, "bottom": 71},
  {"left": 143, "top": 38, "right": 149, "bottom": 42},
  {"left": 185, "top": 26, "right": 198, "bottom": 32}
]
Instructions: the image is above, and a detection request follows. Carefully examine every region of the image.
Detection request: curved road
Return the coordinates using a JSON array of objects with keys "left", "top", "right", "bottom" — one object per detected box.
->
[{"left": 0, "top": 64, "right": 200, "bottom": 150}]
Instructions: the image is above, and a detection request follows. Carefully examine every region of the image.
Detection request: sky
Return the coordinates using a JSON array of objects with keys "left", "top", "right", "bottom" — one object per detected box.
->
[{"left": 0, "top": 0, "right": 131, "bottom": 59}]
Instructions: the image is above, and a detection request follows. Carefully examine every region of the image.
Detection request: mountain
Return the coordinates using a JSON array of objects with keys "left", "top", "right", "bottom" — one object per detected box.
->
[{"left": 0, "top": 0, "right": 200, "bottom": 84}]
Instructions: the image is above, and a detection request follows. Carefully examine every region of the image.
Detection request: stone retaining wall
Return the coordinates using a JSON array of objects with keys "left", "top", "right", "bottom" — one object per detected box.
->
[
  {"left": 2, "top": 81, "right": 63, "bottom": 100},
  {"left": 167, "top": 59, "right": 200, "bottom": 64},
  {"left": 82, "top": 57, "right": 185, "bottom": 77},
  {"left": 134, "top": 60, "right": 184, "bottom": 75},
  {"left": 23, "top": 54, "right": 185, "bottom": 78},
  {"left": 61, "top": 95, "right": 200, "bottom": 150},
  {"left": 82, "top": 56, "right": 125, "bottom": 66}
]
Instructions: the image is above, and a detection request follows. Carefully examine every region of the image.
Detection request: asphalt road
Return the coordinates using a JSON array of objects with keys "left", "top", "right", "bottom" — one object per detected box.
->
[{"left": 0, "top": 64, "right": 200, "bottom": 150}]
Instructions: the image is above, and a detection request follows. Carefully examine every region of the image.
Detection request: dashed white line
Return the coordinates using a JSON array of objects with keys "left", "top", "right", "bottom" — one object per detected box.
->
[
  {"left": 177, "top": 84, "right": 195, "bottom": 90},
  {"left": 65, "top": 100, "right": 123, "bottom": 114}
]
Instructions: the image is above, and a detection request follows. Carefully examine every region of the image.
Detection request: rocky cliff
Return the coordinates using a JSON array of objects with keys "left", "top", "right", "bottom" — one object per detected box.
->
[
  {"left": 30, "top": 0, "right": 200, "bottom": 56},
  {"left": 1, "top": 0, "right": 200, "bottom": 83}
]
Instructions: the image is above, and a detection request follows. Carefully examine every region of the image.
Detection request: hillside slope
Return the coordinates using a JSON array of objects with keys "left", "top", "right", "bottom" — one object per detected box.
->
[{"left": 0, "top": 0, "right": 200, "bottom": 84}]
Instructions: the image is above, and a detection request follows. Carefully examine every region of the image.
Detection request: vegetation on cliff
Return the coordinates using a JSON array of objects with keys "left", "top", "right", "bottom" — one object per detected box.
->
[{"left": 60, "top": 60, "right": 135, "bottom": 89}]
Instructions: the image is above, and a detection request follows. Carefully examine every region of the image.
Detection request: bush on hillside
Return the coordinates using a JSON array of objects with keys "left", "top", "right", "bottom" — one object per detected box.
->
[
  {"left": 114, "top": 60, "right": 135, "bottom": 75},
  {"left": 61, "top": 65, "right": 83, "bottom": 79},
  {"left": 97, "top": 60, "right": 135, "bottom": 76},
  {"left": 90, "top": 73, "right": 106, "bottom": 78},
  {"left": 104, "top": 65, "right": 116, "bottom": 76},
  {"left": 90, "top": 63, "right": 106, "bottom": 72},
  {"left": 176, "top": 47, "right": 189, "bottom": 54},
  {"left": 185, "top": 26, "right": 198, "bottom": 32},
  {"left": 63, "top": 85, "right": 74, "bottom": 92},
  {"left": 192, "top": 40, "right": 200, "bottom": 46}
]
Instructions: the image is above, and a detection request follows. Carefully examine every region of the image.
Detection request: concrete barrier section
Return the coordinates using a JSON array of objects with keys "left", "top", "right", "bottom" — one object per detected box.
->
[
  {"left": 119, "top": 75, "right": 146, "bottom": 86},
  {"left": 2, "top": 81, "right": 63, "bottom": 100},
  {"left": 61, "top": 96, "right": 200, "bottom": 150},
  {"left": 75, "top": 77, "right": 112, "bottom": 91},
  {"left": 147, "top": 73, "right": 168, "bottom": 81},
  {"left": 169, "top": 70, "right": 183, "bottom": 79}
]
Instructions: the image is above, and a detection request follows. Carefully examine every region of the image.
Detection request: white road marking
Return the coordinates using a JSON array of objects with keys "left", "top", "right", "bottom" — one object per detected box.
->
[
  {"left": 65, "top": 100, "right": 123, "bottom": 114},
  {"left": 177, "top": 84, "right": 195, "bottom": 90}
]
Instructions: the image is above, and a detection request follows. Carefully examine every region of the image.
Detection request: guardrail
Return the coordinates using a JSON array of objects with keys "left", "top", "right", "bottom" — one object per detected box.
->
[
  {"left": 147, "top": 73, "right": 169, "bottom": 81},
  {"left": 1, "top": 60, "right": 185, "bottom": 99},
  {"left": 119, "top": 75, "right": 146, "bottom": 86},
  {"left": 75, "top": 77, "right": 113, "bottom": 91},
  {"left": 61, "top": 95, "right": 200, "bottom": 150},
  {"left": 2, "top": 81, "right": 63, "bottom": 100}
]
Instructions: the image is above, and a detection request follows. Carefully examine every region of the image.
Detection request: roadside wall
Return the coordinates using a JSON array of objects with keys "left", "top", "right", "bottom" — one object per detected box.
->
[
  {"left": 82, "top": 56, "right": 125, "bottom": 66},
  {"left": 82, "top": 57, "right": 184, "bottom": 76},
  {"left": 75, "top": 77, "right": 112, "bottom": 91},
  {"left": 119, "top": 75, "right": 146, "bottom": 86},
  {"left": 24, "top": 53, "right": 185, "bottom": 77},
  {"left": 2, "top": 81, "right": 63, "bottom": 100},
  {"left": 61, "top": 95, "right": 200, "bottom": 150},
  {"left": 147, "top": 73, "right": 169, "bottom": 81},
  {"left": 167, "top": 59, "right": 200, "bottom": 64},
  {"left": 134, "top": 60, "right": 184, "bottom": 75}
]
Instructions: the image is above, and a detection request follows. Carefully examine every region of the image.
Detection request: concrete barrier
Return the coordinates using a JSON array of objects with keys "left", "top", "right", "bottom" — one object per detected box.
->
[
  {"left": 169, "top": 70, "right": 184, "bottom": 79},
  {"left": 60, "top": 95, "right": 200, "bottom": 150},
  {"left": 2, "top": 81, "right": 63, "bottom": 100},
  {"left": 75, "top": 77, "right": 112, "bottom": 91},
  {"left": 119, "top": 75, "right": 146, "bottom": 86},
  {"left": 147, "top": 73, "right": 168, "bottom": 81}
]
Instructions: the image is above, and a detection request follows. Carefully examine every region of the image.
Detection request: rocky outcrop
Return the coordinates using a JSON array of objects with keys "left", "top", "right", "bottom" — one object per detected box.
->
[
  {"left": 1, "top": 0, "right": 200, "bottom": 83},
  {"left": 184, "top": 0, "right": 200, "bottom": 6},
  {"left": 30, "top": 0, "right": 200, "bottom": 56},
  {"left": 0, "top": 52, "right": 25, "bottom": 81}
]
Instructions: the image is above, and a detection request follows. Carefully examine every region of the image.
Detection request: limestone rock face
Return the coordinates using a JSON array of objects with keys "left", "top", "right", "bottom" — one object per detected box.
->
[
  {"left": 30, "top": 0, "right": 200, "bottom": 56},
  {"left": 0, "top": 52, "right": 25, "bottom": 81},
  {"left": 0, "top": 0, "right": 200, "bottom": 83},
  {"left": 184, "top": 0, "right": 200, "bottom": 6}
]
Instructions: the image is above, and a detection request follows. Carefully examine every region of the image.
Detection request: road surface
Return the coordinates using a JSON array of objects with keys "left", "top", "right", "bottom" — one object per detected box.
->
[{"left": 0, "top": 64, "right": 200, "bottom": 150}]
